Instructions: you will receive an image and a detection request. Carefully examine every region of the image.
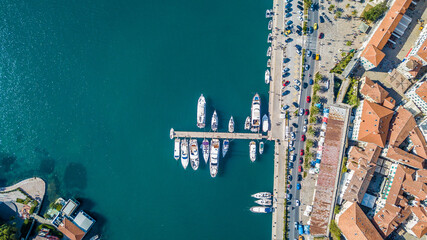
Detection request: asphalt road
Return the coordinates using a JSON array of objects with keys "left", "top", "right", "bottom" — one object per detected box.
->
[{"left": 287, "top": 2, "right": 320, "bottom": 239}]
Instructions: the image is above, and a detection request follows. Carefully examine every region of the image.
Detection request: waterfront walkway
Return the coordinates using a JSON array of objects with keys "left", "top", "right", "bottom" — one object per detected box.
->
[
  {"left": 172, "top": 130, "right": 265, "bottom": 140},
  {"left": 0, "top": 177, "right": 46, "bottom": 203}
]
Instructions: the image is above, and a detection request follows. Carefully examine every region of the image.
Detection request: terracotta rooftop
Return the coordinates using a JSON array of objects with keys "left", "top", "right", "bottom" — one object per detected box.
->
[
  {"left": 403, "top": 179, "right": 427, "bottom": 201},
  {"left": 387, "top": 146, "right": 425, "bottom": 169},
  {"left": 415, "top": 81, "right": 427, "bottom": 104},
  {"left": 360, "top": 77, "right": 395, "bottom": 108},
  {"left": 417, "top": 169, "right": 427, "bottom": 183},
  {"left": 358, "top": 100, "right": 394, "bottom": 147},
  {"left": 57, "top": 218, "right": 85, "bottom": 240},
  {"left": 385, "top": 69, "right": 413, "bottom": 95},
  {"left": 410, "top": 126, "right": 427, "bottom": 159},
  {"left": 360, "top": 0, "right": 413, "bottom": 67},
  {"left": 310, "top": 117, "right": 346, "bottom": 235},
  {"left": 373, "top": 203, "right": 411, "bottom": 237},
  {"left": 343, "top": 144, "right": 381, "bottom": 203},
  {"left": 411, "top": 205, "right": 427, "bottom": 238},
  {"left": 337, "top": 202, "right": 384, "bottom": 240},
  {"left": 388, "top": 107, "right": 416, "bottom": 147}
]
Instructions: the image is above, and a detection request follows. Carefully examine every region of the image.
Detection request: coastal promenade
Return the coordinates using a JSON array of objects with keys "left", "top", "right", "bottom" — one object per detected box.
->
[
  {"left": 0, "top": 177, "right": 46, "bottom": 203},
  {"left": 172, "top": 130, "right": 265, "bottom": 140}
]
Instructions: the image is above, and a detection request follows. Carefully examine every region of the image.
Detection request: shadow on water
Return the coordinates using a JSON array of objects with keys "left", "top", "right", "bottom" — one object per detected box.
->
[
  {"left": 74, "top": 198, "right": 108, "bottom": 238},
  {"left": 0, "top": 153, "right": 17, "bottom": 173},
  {"left": 63, "top": 162, "right": 87, "bottom": 191}
]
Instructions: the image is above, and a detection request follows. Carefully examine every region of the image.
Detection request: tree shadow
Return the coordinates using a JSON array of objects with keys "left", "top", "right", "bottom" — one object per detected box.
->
[{"left": 63, "top": 162, "right": 87, "bottom": 191}]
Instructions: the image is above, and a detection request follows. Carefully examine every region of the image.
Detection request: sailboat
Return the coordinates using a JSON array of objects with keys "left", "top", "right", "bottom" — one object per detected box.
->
[{"left": 228, "top": 116, "right": 234, "bottom": 133}]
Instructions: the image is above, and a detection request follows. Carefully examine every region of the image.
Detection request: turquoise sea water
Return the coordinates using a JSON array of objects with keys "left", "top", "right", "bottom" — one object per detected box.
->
[{"left": 0, "top": 0, "right": 274, "bottom": 239}]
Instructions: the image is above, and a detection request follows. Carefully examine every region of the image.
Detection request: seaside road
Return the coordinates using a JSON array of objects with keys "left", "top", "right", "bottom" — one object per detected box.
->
[{"left": 287, "top": 3, "right": 320, "bottom": 239}]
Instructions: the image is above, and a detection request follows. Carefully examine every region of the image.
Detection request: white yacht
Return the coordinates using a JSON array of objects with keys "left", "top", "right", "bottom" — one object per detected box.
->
[
  {"left": 259, "top": 141, "right": 264, "bottom": 155},
  {"left": 265, "top": 9, "right": 271, "bottom": 18},
  {"left": 250, "top": 141, "right": 256, "bottom": 162},
  {"left": 197, "top": 94, "right": 206, "bottom": 128},
  {"left": 211, "top": 110, "right": 218, "bottom": 132},
  {"left": 174, "top": 138, "right": 180, "bottom": 160},
  {"left": 265, "top": 69, "right": 271, "bottom": 84},
  {"left": 244, "top": 116, "right": 251, "bottom": 130},
  {"left": 250, "top": 206, "right": 273, "bottom": 213},
  {"left": 181, "top": 139, "right": 189, "bottom": 169},
  {"left": 251, "top": 93, "right": 261, "bottom": 132},
  {"left": 267, "top": 46, "right": 272, "bottom": 57},
  {"left": 170, "top": 128, "right": 174, "bottom": 139},
  {"left": 267, "top": 33, "right": 272, "bottom": 43},
  {"left": 268, "top": 20, "right": 273, "bottom": 30},
  {"left": 251, "top": 192, "right": 272, "bottom": 199},
  {"left": 202, "top": 139, "right": 209, "bottom": 164},
  {"left": 210, "top": 139, "right": 220, "bottom": 178},
  {"left": 189, "top": 139, "right": 199, "bottom": 170},
  {"left": 255, "top": 198, "right": 272, "bottom": 206},
  {"left": 267, "top": 58, "right": 271, "bottom": 68},
  {"left": 222, "top": 139, "right": 229, "bottom": 158},
  {"left": 228, "top": 116, "right": 234, "bottom": 133},
  {"left": 262, "top": 114, "right": 269, "bottom": 132}
]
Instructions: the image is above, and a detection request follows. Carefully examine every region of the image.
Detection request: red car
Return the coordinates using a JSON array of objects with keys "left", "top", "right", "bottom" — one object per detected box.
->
[
  {"left": 298, "top": 166, "right": 303, "bottom": 172},
  {"left": 306, "top": 96, "right": 311, "bottom": 103},
  {"left": 319, "top": 33, "right": 324, "bottom": 39},
  {"left": 305, "top": 109, "right": 309, "bottom": 115},
  {"left": 299, "top": 157, "right": 303, "bottom": 164},
  {"left": 283, "top": 80, "right": 290, "bottom": 86},
  {"left": 300, "top": 149, "right": 304, "bottom": 156},
  {"left": 301, "top": 135, "right": 305, "bottom": 141}
]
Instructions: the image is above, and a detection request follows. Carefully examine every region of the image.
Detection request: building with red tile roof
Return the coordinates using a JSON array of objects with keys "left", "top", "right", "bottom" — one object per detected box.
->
[
  {"left": 374, "top": 203, "right": 412, "bottom": 237},
  {"left": 358, "top": 100, "right": 394, "bottom": 147},
  {"left": 410, "top": 205, "right": 427, "bottom": 238},
  {"left": 386, "top": 146, "right": 425, "bottom": 169},
  {"left": 343, "top": 143, "right": 381, "bottom": 203},
  {"left": 406, "top": 80, "right": 427, "bottom": 114},
  {"left": 337, "top": 202, "right": 384, "bottom": 240},
  {"left": 410, "top": 126, "right": 427, "bottom": 159},
  {"left": 360, "top": 0, "right": 413, "bottom": 70},
  {"left": 57, "top": 218, "right": 85, "bottom": 240},
  {"left": 388, "top": 107, "right": 417, "bottom": 147},
  {"left": 403, "top": 179, "right": 427, "bottom": 201},
  {"left": 360, "top": 77, "right": 395, "bottom": 108}
]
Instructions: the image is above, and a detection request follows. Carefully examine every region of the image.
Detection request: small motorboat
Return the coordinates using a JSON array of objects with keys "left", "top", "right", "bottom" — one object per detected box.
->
[
  {"left": 170, "top": 128, "right": 174, "bottom": 139},
  {"left": 250, "top": 206, "right": 273, "bottom": 213},
  {"left": 259, "top": 141, "right": 264, "bottom": 155},
  {"left": 244, "top": 116, "right": 251, "bottom": 130},
  {"left": 222, "top": 139, "right": 229, "bottom": 157},
  {"left": 268, "top": 20, "right": 273, "bottom": 30},
  {"left": 211, "top": 110, "right": 218, "bottom": 131}
]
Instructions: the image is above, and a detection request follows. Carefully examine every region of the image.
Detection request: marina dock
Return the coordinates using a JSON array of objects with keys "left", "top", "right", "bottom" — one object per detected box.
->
[{"left": 172, "top": 130, "right": 266, "bottom": 140}]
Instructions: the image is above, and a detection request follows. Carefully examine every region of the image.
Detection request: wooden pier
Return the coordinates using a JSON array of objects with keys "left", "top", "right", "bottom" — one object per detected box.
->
[{"left": 171, "top": 129, "right": 266, "bottom": 140}]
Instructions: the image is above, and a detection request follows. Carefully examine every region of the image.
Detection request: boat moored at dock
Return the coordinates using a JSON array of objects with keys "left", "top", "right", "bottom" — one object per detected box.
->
[
  {"left": 174, "top": 138, "right": 180, "bottom": 160},
  {"left": 255, "top": 198, "right": 272, "bottom": 206},
  {"left": 170, "top": 128, "right": 174, "bottom": 139},
  {"left": 244, "top": 116, "right": 251, "bottom": 130},
  {"left": 249, "top": 141, "right": 256, "bottom": 162},
  {"left": 267, "top": 46, "right": 272, "bottom": 57},
  {"left": 250, "top": 206, "right": 273, "bottom": 213},
  {"left": 268, "top": 20, "right": 272, "bottom": 30},
  {"left": 265, "top": 69, "right": 270, "bottom": 84},
  {"left": 211, "top": 110, "right": 218, "bottom": 132},
  {"left": 222, "top": 139, "right": 229, "bottom": 157},
  {"left": 265, "top": 9, "right": 271, "bottom": 18},
  {"left": 267, "top": 59, "right": 271, "bottom": 68},
  {"left": 251, "top": 192, "right": 272, "bottom": 199},
  {"left": 251, "top": 94, "right": 261, "bottom": 132},
  {"left": 197, "top": 94, "right": 206, "bottom": 128},
  {"left": 262, "top": 114, "right": 269, "bottom": 132},
  {"left": 228, "top": 116, "right": 234, "bottom": 133},
  {"left": 181, "top": 139, "right": 189, "bottom": 169},
  {"left": 267, "top": 33, "right": 272, "bottom": 43},
  {"left": 259, "top": 141, "right": 264, "bottom": 155},
  {"left": 210, "top": 139, "right": 220, "bottom": 177},
  {"left": 189, "top": 139, "right": 199, "bottom": 170},
  {"left": 202, "top": 139, "right": 209, "bottom": 164}
]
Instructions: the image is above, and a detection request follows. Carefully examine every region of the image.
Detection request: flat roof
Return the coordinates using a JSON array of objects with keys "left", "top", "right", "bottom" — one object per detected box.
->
[
  {"left": 74, "top": 211, "right": 95, "bottom": 232},
  {"left": 310, "top": 106, "right": 349, "bottom": 236},
  {"left": 61, "top": 199, "right": 79, "bottom": 216}
]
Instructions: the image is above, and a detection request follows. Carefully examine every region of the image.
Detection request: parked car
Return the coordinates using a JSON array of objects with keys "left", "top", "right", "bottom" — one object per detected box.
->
[
  {"left": 283, "top": 80, "right": 290, "bottom": 86},
  {"left": 296, "top": 200, "right": 300, "bottom": 206},
  {"left": 297, "top": 1, "right": 303, "bottom": 5},
  {"left": 306, "top": 96, "right": 311, "bottom": 103},
  {"left": 296, "top": 183, "right": 301, "bottom": 190},
  {"left": 289, "top": 147, "right": 295, "bottom": 152},
  {"left": 300, "top": 149, "right": 304, "bottom": 156},
  {"left": 309, "top": 26, "right": 313, "bottom": 34},
  {"left": 304, "top": 64, "right": 309, "bottom": 71},
  {"left": 297, "top": 5, "right": 304, "bottom": 10},
  {"left": 284, "top": 67, "right": 290, "bottom": 72},
  {"left": 309, "top": 79, "right": 314, "bottom": 85},
  {"left": 285, "top": 38, "right": 293, "bottom": 43},
  {"left": 299, "top": 108, "right": 304, "bottom": 116},
  {"left": 296, "top": 30, "right": 302, "bottom": 36},
  {"left": 291, "top": 132, "right": 296, "bottom": 140},
  {"left": 287, "top": 20, "right": 293, "bottom": 25},
  {"left": 285, "top": 12, "right": 292, "bottom": 18},
  {"left": 303, "top": 126, "right": 307, "bottom": 133},
  {"left": 294, "top": 79, "right": 301, "bottom": 86},
  {"left": 298, "top": 175, "right": 302, "bottom": 181},
  {"left": 283, "top": 105, "right": 290, "bottom": 110},
  {"left": 319, "top": 16, "right": 325, "bottom": 23},
  {"left": 287, "top": 194, "right": 292, "bottom": 200},
  {"left": 301, "top": 135, "right": 305, "bottom": 141},
  {"left": 305, "top": 109, "right": 309, "bottom": 115},
  {"left": 294, "top": 222, "right": 299, "bottom": 230},
  {"left": 288, "top": 175, "right": 293, "bottom": 181},
  {"left": 282, "top": 90, "right": 290, "bottom": 96},
  {"left": 292, "top": 122, "right": 298, "bottom": 128},
  {"left": 298, "top": 166, "right": 303, "bottom": 173},
  {"left": 288, "top": 184, "right": 292, "bottom": 189},
  {"left": 286, "top": 3, "right": 292, "bottom": 8},
  {"left": 319, "top": 32, "right": 324, "bottom": 39},
  {"left": 303, "top": 82, "right": 308, "bottom": 89},
  {"left": 289, "top": 162, "right": 294, "bottom": 168},
  {"left": 299, "top": 157, "right": 303, "bottom": 164},
  {"left": 307, "top": 50, "right": 312, "bottom": 57},
  {"left": 293, "top": 102, "right": 299, "bottom": 108},
  {"left": 294, "top": 85, "right": 300, "bottom": 91},
  {"left": 296, "top": 49, "right": 301, "bottom": 55},
  {"left": 304, "top": 119, "right": 308, "bottom": 125},
  {"left": 314, "top": 23, "right": 318, "bottom": 30}
]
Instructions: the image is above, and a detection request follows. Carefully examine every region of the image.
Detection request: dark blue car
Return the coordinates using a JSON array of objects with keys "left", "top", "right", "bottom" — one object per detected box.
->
[
  {"left": 285, "top": 12, "right": 292, "bottom": 18},
  {"left": 309, "top": 79, "right": 314, "bottom": 85}
]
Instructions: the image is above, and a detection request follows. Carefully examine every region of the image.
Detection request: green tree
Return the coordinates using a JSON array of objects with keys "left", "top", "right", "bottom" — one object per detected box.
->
[
  {"left": 315, "top": 72, "right": 322, "bottom": 83},
  {"left": 313, "top": 95, "right": 320, "bottom": 104},
  {"left": 313, "top": 83, "right": 320, "bottom": 93},
  {"left": 362, "top": 2, "right": 387, "bottom": 22},
  {"left": 307, "top": 126, "right": 315, "bottom": 136},
  {"left": 334, "top": 205, "right": 341, "bottom": 214},
  {"left": 306, "top": 139, "right": 314, "bottom": 148},
  {"left": 309, "top": 116, "right": 317, "bottom": 123},
  {"left": 346, "top": 41, "right": 352, "bottom": 46},
  {"left": 346, "top": 3, "right": 350, "bottom": 8},
  {"left": 0, "top": 223, "right": 18, "bottom": 240},
  {"left": 335, "top": 10, "right": 343, "bottom": 18},
  {"left": 328, "top": 5, "right": 335, "bottom": 11},
  {"left": 329, "top": 220, "right": 342, "bottom": 240},
  {"left": 311, "top": 106, "right": 320, "bottom": 115},
  {"left": 352, "top": 10, "right": 358, "bottom": 16}
]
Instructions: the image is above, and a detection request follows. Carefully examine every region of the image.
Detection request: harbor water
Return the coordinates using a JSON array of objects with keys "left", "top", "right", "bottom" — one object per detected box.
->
[{"left": 0, "top": 0, "right": 274, "bottom": 239}]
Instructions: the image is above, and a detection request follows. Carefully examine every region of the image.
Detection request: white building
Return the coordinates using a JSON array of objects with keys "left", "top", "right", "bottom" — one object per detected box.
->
[{"left": 405, "top": 77, "right": 427, "bottom": 114}]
